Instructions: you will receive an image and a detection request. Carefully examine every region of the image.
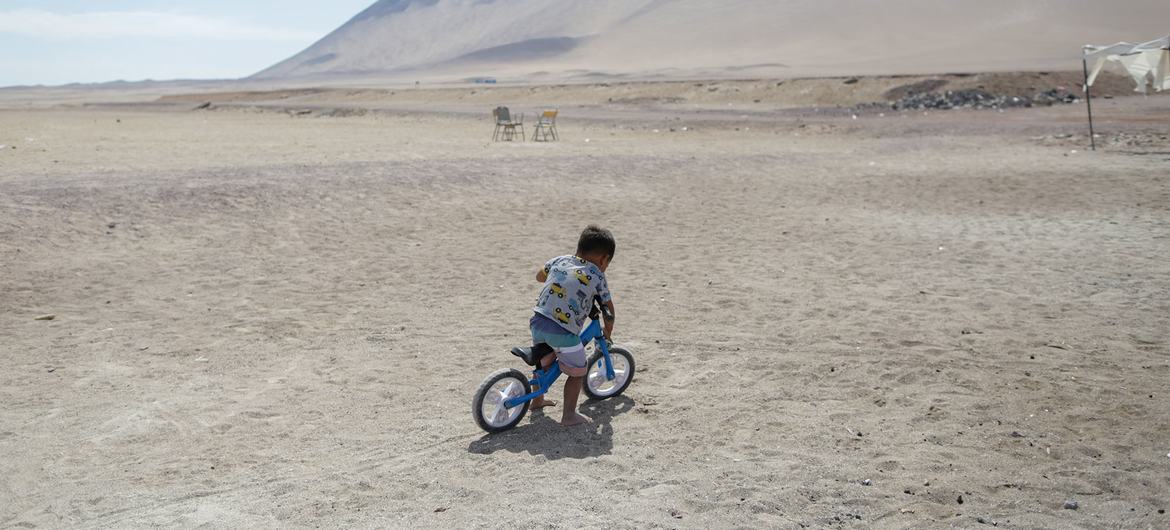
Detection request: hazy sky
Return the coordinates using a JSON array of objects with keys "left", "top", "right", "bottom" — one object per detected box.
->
[{"left": 0, "top": 0, "right": 375, "bottom": 86}]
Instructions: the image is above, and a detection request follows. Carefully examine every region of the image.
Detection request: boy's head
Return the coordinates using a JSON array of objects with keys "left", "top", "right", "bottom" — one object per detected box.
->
[{"left": 576, "top": 225, "right": 615, "bottom": 271}]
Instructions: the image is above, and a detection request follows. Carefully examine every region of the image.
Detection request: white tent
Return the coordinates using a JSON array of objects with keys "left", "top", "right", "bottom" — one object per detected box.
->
[
  {"left": 1079, "top": 36, "right": 1169, "bottom": 150},
  {"left": 1084, "top": 36, "right": 1170, "bottom": 93}
]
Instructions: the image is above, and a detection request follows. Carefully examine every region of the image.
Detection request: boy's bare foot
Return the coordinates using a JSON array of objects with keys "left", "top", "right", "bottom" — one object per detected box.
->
[
  {"left": 531, "top": 398, "right": 557, "bottom": 409},
  {"left": 560, "top": 412, "right": 592, "bottom": 427}
]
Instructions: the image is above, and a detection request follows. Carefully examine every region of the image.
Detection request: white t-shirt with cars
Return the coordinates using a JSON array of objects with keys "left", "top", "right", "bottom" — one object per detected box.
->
[{"left": 533, "top": 255, "right": 612, "bottom": 335}]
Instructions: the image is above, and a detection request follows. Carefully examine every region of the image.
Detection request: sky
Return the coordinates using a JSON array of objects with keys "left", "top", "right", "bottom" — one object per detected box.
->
[{"left": 0, "top": 0, "right": 375, "bottom": 86}]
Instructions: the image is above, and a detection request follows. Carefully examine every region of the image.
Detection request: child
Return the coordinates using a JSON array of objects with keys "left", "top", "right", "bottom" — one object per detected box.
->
[{"left": 529, "top": 225, "right": 616, "bottom": 426}]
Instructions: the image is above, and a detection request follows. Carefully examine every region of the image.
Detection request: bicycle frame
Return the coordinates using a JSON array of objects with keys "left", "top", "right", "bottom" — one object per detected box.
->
[{"left": 502, "top": 318, "right": 615, "bottom": 409}]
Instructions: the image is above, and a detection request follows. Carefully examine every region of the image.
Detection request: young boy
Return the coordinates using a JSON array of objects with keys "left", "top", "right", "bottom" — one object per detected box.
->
[{"left": 529, "top": 225, "right": 616, "bottom": 426}]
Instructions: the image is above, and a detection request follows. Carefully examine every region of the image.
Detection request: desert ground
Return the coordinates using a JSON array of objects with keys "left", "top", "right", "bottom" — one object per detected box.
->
[{"left": 1, "top": 80, "right": 1169, "bottom": 529}]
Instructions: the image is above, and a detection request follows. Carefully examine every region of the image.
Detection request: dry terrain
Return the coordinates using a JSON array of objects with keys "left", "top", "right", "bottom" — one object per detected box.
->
[
  {"left": 1, "top": 84, "right": 1169, "bottom": 529},
  {"left": 252, "top": 0, "right": 1170, "bottom": 83}
]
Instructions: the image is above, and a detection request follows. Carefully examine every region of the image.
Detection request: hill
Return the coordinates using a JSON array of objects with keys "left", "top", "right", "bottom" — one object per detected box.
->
[{"left": 256, "top": 0, "right": 1170, "bottom": 82}]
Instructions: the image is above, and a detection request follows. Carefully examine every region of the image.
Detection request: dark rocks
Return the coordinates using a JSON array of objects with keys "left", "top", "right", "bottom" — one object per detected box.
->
[
  {"left": 1063, "top": 500, "right": 1079, "bottom": 510},
  {"left": 1032, "top": 88, "right": 1080, "bottom": 106},
  {"left": 864, "top": 86, "right": 1082, "bottom": 112},
  {"left": 891, "top": 89, "right": 1009, "bottom": 110}
]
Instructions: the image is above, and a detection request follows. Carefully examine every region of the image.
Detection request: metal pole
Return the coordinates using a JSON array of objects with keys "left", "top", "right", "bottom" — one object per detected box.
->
[{"left": 1082, "top": 57, "right": 1096, "bottom": 151}]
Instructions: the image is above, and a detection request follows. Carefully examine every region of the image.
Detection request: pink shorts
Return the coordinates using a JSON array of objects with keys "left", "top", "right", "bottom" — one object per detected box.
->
[{"left": 556, "top": 344, "right": 588, "bottom": 376}]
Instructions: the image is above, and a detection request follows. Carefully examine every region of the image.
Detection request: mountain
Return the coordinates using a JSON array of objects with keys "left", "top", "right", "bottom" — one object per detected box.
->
[{"left": 254, "top": 0, "right": 1170, "bottom": 81}]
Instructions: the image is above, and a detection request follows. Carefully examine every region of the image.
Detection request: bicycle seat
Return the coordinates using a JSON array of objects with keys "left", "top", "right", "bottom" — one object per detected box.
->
[{"left": 510, "top": 343, "right": 554, "bottom": 367}]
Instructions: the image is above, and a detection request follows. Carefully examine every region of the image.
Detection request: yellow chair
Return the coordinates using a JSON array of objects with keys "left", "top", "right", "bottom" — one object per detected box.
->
[{"left": 532, "top": 109, "right": 558, "bottom": 141}]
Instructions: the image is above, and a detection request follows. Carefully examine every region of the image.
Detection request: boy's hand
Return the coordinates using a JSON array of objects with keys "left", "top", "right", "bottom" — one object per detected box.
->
[{"left": 536, "top": 268, "right": 548, "bottom": 283}]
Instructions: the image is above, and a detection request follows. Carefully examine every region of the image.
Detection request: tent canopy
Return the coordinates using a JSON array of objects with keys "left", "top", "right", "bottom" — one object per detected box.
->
[{"left": 1084, "top": 36, "right": 1170, "bottom": 93}]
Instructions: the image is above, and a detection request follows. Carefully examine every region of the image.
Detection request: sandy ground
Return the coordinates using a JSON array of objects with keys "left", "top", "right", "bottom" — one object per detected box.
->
[
  {"left": 1, "top": 89, "right": 1169, "bottom": 529},
  {"left": 0, "top": 70, "right": 1146, "bottom": 111}
]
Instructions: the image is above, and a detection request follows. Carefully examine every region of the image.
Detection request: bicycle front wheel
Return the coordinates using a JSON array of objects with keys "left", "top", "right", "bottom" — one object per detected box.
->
[{"left": 583, "top": 347, "right": 635, "bottom": 400}]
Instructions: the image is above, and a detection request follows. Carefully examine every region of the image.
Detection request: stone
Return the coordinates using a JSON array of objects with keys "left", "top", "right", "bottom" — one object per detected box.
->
[{"left": 1063, "top": 500, "right": 1078, "bottom": 510}]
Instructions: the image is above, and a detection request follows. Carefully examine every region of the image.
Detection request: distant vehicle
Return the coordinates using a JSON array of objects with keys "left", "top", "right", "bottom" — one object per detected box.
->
[{"left": 472, "top": 77, "right": 497, "bottom": 84}]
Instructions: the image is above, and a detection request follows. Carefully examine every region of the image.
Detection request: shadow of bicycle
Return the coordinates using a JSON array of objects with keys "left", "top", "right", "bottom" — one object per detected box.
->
[{"left": 466, "top": 395, "right": 635, "bottom": 460}]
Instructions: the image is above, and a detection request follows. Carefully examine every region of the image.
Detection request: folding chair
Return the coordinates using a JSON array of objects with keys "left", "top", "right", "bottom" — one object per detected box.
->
[
  {"left": 492, "top": 106, "right": 525, "bottom": 141},
  {"left": 492, "top": 107, "right": 508, "bottom": 141},
  {"left": 532, "top": 109, "right": 559, "bottom": 141}
]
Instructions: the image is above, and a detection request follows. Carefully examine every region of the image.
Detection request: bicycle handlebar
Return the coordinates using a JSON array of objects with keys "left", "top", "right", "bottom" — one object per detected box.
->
[{"left": 589, "top": 297, "right": 613, "bottom": 321}]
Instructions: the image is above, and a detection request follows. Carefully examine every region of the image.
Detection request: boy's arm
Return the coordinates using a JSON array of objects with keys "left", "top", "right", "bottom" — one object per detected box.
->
[{"left": 603, "top": 300, "right": 615, "bottom": 341}]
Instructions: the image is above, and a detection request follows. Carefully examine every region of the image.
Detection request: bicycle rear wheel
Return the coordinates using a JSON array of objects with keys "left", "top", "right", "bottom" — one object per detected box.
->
[{"left": 472, "top": 369, "right": 531, "bottom": 433}]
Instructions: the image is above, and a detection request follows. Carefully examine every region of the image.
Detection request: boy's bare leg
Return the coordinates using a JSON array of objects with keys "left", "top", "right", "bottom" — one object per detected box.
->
[
  {"left": 532, "top": 354, "right": 557, "bottom": 409},
  {"left": 561, "top": 376, "right": 591, "bottom": 426}
]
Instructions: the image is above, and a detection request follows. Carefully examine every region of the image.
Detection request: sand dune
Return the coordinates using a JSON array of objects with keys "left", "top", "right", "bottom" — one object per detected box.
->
[
  {"left": 254, "top": 0, "right": 657, "bottom": 79},
  {"left": 255, "top": 0, "right": 1170, "bottom": 82}
]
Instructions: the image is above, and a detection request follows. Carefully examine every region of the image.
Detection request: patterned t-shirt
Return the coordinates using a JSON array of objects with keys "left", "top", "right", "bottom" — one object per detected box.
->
[{"left": 533, "top": 255, "right": 612, "bottom": 335}]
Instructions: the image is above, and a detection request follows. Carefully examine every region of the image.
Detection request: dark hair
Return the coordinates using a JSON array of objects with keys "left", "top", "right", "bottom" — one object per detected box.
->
[{"left": 576, "top": 225, "right": 615, "bottom": 258}]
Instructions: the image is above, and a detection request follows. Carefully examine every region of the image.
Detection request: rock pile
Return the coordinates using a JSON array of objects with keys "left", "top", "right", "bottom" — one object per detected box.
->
[
  {"left": 863, "top": 87, "right": 1082, "bottom": 111},
  {"left": 1031, "top": 88, "right": 1080, "bottom": 106},
  {"left": 891, "top": 89, "right": 1034, "bottom": 110}
]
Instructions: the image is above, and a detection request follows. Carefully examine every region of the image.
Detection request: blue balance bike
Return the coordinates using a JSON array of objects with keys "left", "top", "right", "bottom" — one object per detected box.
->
[{"left": 472, "top": 300, "right": 635, "bottom": 433}]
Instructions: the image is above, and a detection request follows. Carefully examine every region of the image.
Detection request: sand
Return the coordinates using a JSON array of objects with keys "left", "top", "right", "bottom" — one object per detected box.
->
[{"left": 1, "top": 86, "right": 1169, "bottom": 528}]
